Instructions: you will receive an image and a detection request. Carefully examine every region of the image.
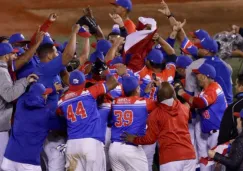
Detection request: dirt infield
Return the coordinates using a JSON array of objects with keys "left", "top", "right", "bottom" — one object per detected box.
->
[{"left": 0, "top": 0, "right": 242, "bottom": 38}]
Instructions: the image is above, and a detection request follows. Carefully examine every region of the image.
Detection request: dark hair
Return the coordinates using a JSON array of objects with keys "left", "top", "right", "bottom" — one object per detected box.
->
[
  {"left": 237, "top": 74, "right": 243, "bottom": 86},
  {"left": 149, "top": 61, "right": 163, "bottom": 69},
  {"left": 37, "top": 43, "right": 55, "bottom": 59},
  {"left": 124, "top": 89, "right": 137, "bottom": 97}
]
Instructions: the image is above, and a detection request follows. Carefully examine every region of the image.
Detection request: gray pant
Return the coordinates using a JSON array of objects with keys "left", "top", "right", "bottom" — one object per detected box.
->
[{"left": 0, "top": 131, "right": 9, "bottom": 171}]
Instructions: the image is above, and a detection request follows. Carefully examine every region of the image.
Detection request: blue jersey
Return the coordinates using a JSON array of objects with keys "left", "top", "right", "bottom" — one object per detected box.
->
[
  {"left": 98, "top": 102, "right": 111, "bottom": 143},
  {"left": 204, "top": 56, "right": 233, "bottom": 104},
  {"left": 197, "top": 82, "right": 227, "bottom": 133},
  {"left": 4, "top": 93, "right": 51, "bottom": 165},
  {"left": 58, "top": 83, "right": 108, "bottom": 141},
  {"left": 111, "top": 96, "right": 155, "bottom": 143},
  {"left": 15, "top": 56, "right": 40, "bottom": 79},
  {"left": 34, "top": 55, "right": 65, "bottom": 114}
]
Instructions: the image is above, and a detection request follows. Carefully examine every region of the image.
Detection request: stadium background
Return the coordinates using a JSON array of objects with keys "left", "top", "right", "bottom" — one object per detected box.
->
[{"left": 1, "top": 0, "right": 243, "bottom": 170}]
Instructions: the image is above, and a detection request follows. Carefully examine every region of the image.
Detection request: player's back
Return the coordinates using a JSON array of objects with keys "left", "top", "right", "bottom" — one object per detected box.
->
[
  {"left": 111, "top": 96, "right": 149, "bottom": 143},
  {"left": 58, "top": 89, "right": 101, "bottom": 141}
]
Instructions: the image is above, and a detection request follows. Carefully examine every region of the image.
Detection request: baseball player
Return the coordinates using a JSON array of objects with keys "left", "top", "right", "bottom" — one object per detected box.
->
[
  {"left": 135, "top": 33, "right": 177, "bottom": 100},
  {"left": 110, "top": 0, "right": 136, "bottom": 35},
  {"left": 1, "top": 83, "right": 60, "bottom": 171},
  {"left": 177, "top": 63, "right": 227, "bottom": 171},
  {"left": 58, "top": 70, "right": 118, "bottom": 171},
  {"left": 122, "top": 82, "right": 196, "bottom": 171},
  {"left": 109, "top": 76, "right": 156, "bottom": 171}
]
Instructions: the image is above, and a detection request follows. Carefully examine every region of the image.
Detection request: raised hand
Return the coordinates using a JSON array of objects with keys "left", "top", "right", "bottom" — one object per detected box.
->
[
  {"left": 152, "top": 33, "right": 161, "bottom": 42},
  {"left": 173, "top": 19, "right": 186, "bottom": 32},
  {"left": 48, "top": 13, "right": 58, "bottom": 22},
  {"left": 54, "top": 82, "right": 63, "bottom": 93},
  {"left": 72, "top": 24, "right": 81, "bottom": 34},
  {"left": 231, "top": 24, "right": 240, "bottom": 34},
  {"left": 109, "top": 13, "right": 124, "bottom": 27},
  {"left": 35, "top": 26, "right": 45, "bottom": 44},
  {"left": 83, "top": 6, "right": 94, "bottom": 19},
  {"left": 158, "top": 0, "right": 171, "bottom": 16}
]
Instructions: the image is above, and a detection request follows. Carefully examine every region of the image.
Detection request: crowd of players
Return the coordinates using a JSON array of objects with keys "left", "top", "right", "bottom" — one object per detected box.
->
[{"left": 0, "top": 0, "right": 243, "bottom": 171}]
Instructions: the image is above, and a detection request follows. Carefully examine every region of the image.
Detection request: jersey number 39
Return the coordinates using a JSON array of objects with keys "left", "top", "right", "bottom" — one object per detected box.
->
[
  {"left": 114, "top": 110, "right": 133, "bottom": 127},
  {"left": 67, "top": 101, "right": 87, "bottom": 122}
]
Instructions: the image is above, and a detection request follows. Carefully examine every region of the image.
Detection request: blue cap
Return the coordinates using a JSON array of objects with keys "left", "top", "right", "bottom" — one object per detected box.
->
[
  {"left": 0, "top": 43, "right": 19, "bottom": 56},
  {"left": 192, "top": 63, "right": 216, "bottom": 79},
  {"left": 16, "top": 47, "right": 25, "bottom": 56},
  {"left": 111, "top": 24, "right": 121, "bottom": 35},
  {"left": 190, "top": 29, "right": 210, "bottom": 40},
  {"left": 200, "top": 37, "right": 218, "bottom": 53},
  {"left": 90, "top": 51, "right": 105, "bottom": 63},
  {"left": 96, "top": 39, "right": 112, "bottom": 56},
  {"left": 29, "top": 83, "right": 53, "bottom": 96},
  {"left": 69, "top": 70, "right": 86, "bottom": 86},
  {"left": 110, "top": 0, "right": 132, "bottom": 11},
  {"left": 147, "top": 49, "right": 164, "bottom": 64},
  {"left": 41, "top": 34, "right": 54, "bottom": 45},
  {"left": 176, "top": 56, "right": 193, "bottom": 69},
  {"left": 9, "top": 33, "right": 30, "bottom": 44},
  {"left": 122, "top": 76, "right": 139, "bottom": 94}
]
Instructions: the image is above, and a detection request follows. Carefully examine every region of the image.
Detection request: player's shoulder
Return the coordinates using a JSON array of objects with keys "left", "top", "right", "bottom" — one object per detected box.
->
[
  {"left": 205, "top": 82, "right": 223, "bottom": 95},
  {"left": 58, "top": 89, "right": 90, "bottom": 106},
  {"left": 114, "top": 96, "right": 146, "bottom": 105}
]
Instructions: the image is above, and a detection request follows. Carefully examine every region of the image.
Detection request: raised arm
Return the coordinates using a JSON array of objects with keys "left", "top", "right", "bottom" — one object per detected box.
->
[
  {"left": 78, "top": 37, "right": 90, "bottom": 66},
  {"left": 14, "top": 28, "right": 44, "bottom": 71},
  {"left": 105, "top": 37, "right": 125, "bottom": 63},
  {"left": 153, "top": 33, "right": 175, "bottom": 55},
  {"left": 29, "top": 13, "right": 57, "bottom": 46},
  {"left": 62, "top": 24, "right": 80, "bottom": 66}
]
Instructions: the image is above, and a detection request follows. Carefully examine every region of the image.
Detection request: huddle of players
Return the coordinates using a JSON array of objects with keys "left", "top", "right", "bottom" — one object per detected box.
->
[{"left": 0, "top": 0, "right": 234, "bottom": 171}]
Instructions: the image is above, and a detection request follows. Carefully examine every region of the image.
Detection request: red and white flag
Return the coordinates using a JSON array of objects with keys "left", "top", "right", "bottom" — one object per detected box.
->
[
  {"left": 200, "top": 142, "right": 230, "bottom": 167},
  {"left": 123, "top": 17, "right": 157, "bottom": 72}
]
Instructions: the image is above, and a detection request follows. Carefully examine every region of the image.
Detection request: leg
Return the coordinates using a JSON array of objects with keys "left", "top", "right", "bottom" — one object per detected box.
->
[
  {"left": 183, "top": 159, "right": 197, "bottom": 171},
  {"left": 207, "top": 131, "right": 220, "bottom": 171},
  {"left": 1, "top": 157, "right": 15, "bottom": 171},
  {"left": 104, "top": 127, "right": 111, "bottom": 171},
  {"left": 109, "top": 143, "right": 125, "bottom": 171},
  {"left": 122, "top": 145, "right": 148, "bottom": 171},
  {"left": 160, "top": 160, "right": 184, "bottom": 171},
  {"left": 0, "top": 132, "right": 9, "bottom": 171},
  {"left": 195, "top": 119, "right": 211, "bottom": 171},
  {"left": 142, "top": 143, "right": 156, "bottom": 171},
  {"left": 44, "top": 133, "right": 66, "bottom": 171}
]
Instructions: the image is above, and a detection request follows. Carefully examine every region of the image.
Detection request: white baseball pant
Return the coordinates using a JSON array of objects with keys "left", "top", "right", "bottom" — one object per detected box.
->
[
  {"left": 42, "top": 133, "right": 66, "bottom": 171},
  {"left": 109, "top": 142, "right": 148, "bottom": 171},
  {"left": 160, "top": 159, "right": 196, "bottom": 171},
  {"left": 65, "top": 138, "right": 106, "bottom": 171},
  {"left": 104, "top": 127, "right": 111, "bottom": 171},
  {"left": 1, "top": 157, "right": 41, "bottom": 171},
  {"left": 142, "top": 143, "right": 156, "bottom": 171},
  {"left": 195, "top": 116, "right": 219, "bottom": 171},
  {"left": 0, "top": 132, "right": 9, "bottom": 171}
]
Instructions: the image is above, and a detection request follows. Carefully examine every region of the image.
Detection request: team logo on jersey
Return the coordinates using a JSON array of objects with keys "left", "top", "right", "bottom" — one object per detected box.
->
[{"left": 202, "top": 110, "right": 210, "bottom": 119}]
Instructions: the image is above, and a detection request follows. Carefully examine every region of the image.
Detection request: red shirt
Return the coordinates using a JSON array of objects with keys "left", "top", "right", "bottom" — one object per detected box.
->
[
  {"left": 124, "top": 19, "right": 136, "bottom": 35},
  {"left": 133, "top": 100, "right": 196, "bottom": 165}
]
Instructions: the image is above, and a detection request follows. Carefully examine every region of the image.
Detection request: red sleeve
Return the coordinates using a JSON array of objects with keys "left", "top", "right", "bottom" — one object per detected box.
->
[
  {"left": 88, "top": 83, "right": 107, "bottom": 99},
  {"left": 200, "top": 87, "right": 218, "bottom": 107},
  {"left": 181, "top": 93, "right": 206, "bottom": 109},
  {"left": 146, "top": 99, "right": 157, "bottom": 112},
  {"left": 124, "top": 19, "right": 136, "bottom": 35},
  {"left": 133, "top": 111, "right": 160, "bottom": 145},
  {"left": 30, "top": 20, "right": 53, "bottom": 46},
  {"left": 79, "top": 61, "right": 91, "bottom": 74},
  {"left": 135, "top": 67, "right": 147, "bottom": 80}
]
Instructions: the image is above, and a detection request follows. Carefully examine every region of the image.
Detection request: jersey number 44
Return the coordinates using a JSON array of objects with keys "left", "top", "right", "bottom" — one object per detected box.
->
[{"left": 67, "top": 101, "right": 87, "bottom": 122}]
